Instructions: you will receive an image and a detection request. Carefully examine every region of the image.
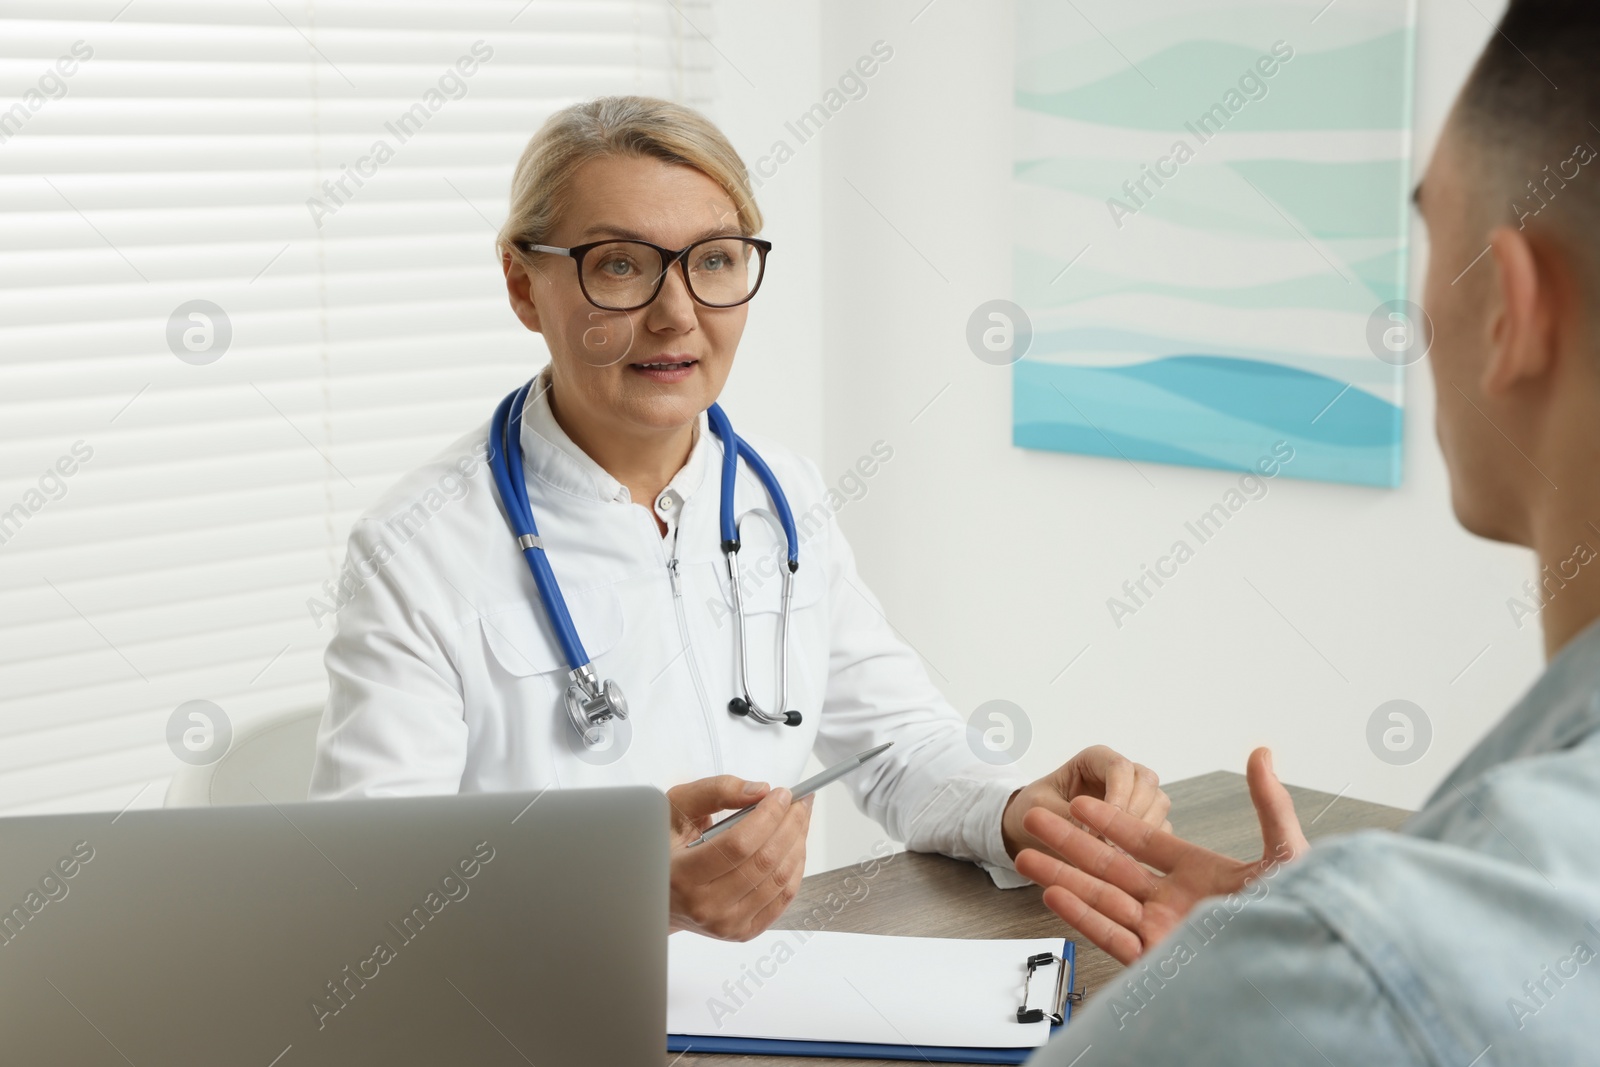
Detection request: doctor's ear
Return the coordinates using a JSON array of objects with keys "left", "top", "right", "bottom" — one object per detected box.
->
[{"left": 502, "top": 250, "right": 546, "bottom": 335}]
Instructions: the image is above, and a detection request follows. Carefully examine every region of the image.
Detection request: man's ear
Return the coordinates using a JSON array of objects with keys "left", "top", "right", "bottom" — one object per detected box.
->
[
  {"left": 1482, "top": 224, "right": 1555, "bottom": 396},
  {"left": 502, "top": 251, "right": 544, "bottom": 334}
]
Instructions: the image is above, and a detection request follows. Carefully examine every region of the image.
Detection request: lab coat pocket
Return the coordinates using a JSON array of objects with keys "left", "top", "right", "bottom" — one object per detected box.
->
[
  {"left": 477, "top": 588, "right": 626, "bottom": 679},
  {"left": 466, "top": 590, "right": 628, "bottom": 785},
  {"left": 714, "top": 552, "right": 828, "bottom": 617}
]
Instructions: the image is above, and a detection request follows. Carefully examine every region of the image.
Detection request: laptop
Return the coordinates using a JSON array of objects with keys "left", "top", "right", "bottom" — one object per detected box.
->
[{"left": 0, "top": 787, "right": 668, "bottom": 1066}]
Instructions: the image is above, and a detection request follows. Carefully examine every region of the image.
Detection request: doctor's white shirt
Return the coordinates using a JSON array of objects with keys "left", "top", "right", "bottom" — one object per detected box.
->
[{"left": 310, "top": 372, "right": 1027, "bottom": 887}]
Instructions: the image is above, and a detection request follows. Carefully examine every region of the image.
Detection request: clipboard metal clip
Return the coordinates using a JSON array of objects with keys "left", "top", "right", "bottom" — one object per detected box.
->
[{"left": 1016, "top": 951, "right": 1078, "bottom": 1025}]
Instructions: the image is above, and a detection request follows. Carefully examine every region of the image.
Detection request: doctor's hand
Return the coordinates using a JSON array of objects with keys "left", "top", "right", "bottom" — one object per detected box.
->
[
  {"left": 1014, "top": 747, "right": 1310, "bottom": 965},
  {"left": 664, "top": 775, "right": 813, "bottom": 942},
  {"left": 1000, "top": 745, "right": 1169, "bottom": 863}
]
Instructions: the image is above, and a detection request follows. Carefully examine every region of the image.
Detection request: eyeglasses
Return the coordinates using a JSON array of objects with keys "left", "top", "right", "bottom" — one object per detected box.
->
[{"left": 518, "top": 236, "right": 772, "bottom": 312}]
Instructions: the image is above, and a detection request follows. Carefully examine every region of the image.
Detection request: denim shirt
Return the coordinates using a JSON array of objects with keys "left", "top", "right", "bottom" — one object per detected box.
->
[{"left": 1029, "top": 620, "right": 1600, "bottom": 1066}]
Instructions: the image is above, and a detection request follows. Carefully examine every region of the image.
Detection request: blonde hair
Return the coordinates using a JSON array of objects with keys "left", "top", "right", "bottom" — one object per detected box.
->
[{"left": 497, "top": 95, "right": 762, "bottom": 262}]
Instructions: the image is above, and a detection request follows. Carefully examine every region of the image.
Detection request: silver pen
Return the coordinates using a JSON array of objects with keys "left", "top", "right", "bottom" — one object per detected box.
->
[{"left": 687, "top": 742, "right": 894, "bottom": 847}]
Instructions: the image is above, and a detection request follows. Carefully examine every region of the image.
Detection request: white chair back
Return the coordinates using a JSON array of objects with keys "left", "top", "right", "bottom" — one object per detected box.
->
[{"left": 163, "top": 706, "right": 323, "bottom": 807}]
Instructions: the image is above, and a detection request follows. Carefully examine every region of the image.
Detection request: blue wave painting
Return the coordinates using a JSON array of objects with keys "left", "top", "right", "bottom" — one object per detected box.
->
[
  {"left": 1013, "top": 0, "right": 1416, "bottom": 489},
  {"left": 1014, "top": 356, "right": 1402, "bottom": 487}
]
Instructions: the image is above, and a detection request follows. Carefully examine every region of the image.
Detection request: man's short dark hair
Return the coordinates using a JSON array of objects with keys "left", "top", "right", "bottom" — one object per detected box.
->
[{"left": 1456, "top": 0, "right": 1600, "bottom": 248}]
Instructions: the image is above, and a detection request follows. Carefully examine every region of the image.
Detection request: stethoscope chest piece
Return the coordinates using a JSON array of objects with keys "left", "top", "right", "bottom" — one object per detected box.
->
[{"left": 565, "top": 665, "right": 628, "bottom": 747}]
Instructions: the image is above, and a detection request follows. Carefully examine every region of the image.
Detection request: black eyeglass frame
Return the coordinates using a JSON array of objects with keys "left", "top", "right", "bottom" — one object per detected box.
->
[{"left": 517, "top": 236, "right": 773, "bottom": 311}]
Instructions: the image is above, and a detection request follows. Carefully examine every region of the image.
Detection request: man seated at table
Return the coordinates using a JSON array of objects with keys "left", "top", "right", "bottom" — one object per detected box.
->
[{"left": 1019, "top": 1, "right": 1600, "bottom": 1062}]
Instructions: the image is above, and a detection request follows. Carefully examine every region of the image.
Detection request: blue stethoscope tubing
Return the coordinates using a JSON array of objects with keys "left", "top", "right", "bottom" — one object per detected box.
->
[
  {"left": 487, "top": 378, "right": 803, "bottom": 746},
  {"left": 705, "top": 402, "right": 798, "bottom": 564},
  {"left": 490, "top": 383, "right": 585, "bottom": 668}
]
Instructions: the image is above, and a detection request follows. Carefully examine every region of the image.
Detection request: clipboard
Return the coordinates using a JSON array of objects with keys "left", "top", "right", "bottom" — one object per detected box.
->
[{"left": 667, "top": 938, "right": 1078, "bottom": 1064}]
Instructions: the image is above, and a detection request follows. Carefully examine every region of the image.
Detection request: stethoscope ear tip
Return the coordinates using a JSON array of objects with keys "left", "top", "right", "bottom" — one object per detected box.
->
[{"left": 727, "top": 699, "right": 802, "bottom": 727}]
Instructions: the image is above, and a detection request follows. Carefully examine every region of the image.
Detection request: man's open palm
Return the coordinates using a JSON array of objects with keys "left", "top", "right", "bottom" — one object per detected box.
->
[{"left": 1014, "top": 747, "right": 1310, "bottom": 965}]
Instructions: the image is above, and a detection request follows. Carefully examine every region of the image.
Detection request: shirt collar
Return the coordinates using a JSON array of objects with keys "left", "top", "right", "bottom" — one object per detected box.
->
[
  {"left": 517, "top": 365, "right": 713, "bottom": 506},
  {"left": 1427, "top": 613, "right": 1600, "bottom": 803}
]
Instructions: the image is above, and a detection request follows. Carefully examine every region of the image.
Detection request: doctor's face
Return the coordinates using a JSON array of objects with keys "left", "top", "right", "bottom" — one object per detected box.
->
[{"left": 507, "top": 153, "right": 749, "bottom": 438}]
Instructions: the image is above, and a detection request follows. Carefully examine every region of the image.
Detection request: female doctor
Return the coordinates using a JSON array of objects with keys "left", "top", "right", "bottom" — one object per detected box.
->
[{"left": 309, "top": 95, "right": 1170, "bottom": 942}]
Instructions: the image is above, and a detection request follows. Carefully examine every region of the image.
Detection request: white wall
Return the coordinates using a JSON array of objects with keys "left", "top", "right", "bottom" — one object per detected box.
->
[
  {"left": 799, "top": 0, "right": 1535, "bottom": 870},
  {"left": 700, "top": 4, "right": 826, "bottom": 461}
]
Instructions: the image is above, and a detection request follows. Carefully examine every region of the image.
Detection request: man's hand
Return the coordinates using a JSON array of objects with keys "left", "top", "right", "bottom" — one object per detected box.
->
[
  {"left": 1001, "top": 745, "right": 1169, "bottom": 861},
  {"left": 665, "top": 774, "right": 813, "bottom": 942},
  {"left": 1014, "top": 747, "right": 1310, "bottom": 965}
]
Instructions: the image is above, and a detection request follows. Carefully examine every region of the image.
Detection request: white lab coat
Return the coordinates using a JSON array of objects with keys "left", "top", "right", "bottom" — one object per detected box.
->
[{"left": 310, "top": 371, "right": 1027, "bottom": 886}]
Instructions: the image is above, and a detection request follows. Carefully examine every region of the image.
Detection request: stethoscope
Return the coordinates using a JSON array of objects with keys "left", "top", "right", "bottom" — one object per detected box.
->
[{"left": 487, "top": 378, "right": 805, "bottom": 746}]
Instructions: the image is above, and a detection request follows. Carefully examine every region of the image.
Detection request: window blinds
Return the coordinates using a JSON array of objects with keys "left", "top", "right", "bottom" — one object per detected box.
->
[{"left": 0, "top": 0, "right": 712, "bottom": 815}]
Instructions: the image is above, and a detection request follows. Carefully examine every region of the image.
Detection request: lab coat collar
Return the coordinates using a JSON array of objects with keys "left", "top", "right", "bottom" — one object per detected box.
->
[{"left": 517, "top": 365, "right": 714, "bottom": 506}]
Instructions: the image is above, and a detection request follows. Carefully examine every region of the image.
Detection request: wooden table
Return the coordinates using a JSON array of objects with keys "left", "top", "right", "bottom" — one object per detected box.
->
[{"left": 673, "top": 770, "right": 1411, "bottom": 1067}]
